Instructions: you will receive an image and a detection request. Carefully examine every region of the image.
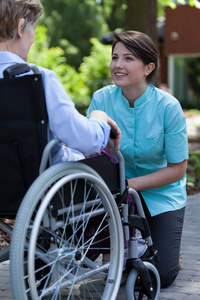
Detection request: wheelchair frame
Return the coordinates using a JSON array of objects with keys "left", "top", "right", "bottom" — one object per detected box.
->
[{"left": 0, "top": 64, "right": 160, "bottom": 300}]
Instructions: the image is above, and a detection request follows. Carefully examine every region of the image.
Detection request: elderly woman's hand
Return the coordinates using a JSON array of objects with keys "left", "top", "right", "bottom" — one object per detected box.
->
[{"left": 89, "top": 110, "right": 121, "bottom": 151}]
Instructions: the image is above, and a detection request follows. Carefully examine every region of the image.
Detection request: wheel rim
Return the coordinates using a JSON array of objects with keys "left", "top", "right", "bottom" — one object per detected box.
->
[{"left": 27, "top": 172, "right": 123, "bottom": 299}]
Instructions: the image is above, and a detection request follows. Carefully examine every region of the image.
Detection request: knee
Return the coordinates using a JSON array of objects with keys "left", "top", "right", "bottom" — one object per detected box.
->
[
  {"left": 159, "top": 266, "right": 179, "bottom": 288},
  {"left": 156, "top": 249, "right": 180, "bottom": 288}
]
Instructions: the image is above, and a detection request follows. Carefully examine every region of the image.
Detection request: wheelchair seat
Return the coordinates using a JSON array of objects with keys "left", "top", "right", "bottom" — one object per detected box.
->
[{"left": 0, "top": 64, "right": 48, "bottom": 217}]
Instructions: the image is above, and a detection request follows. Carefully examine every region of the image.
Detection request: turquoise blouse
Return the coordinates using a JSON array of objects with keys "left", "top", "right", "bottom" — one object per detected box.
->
[{"left": 87, "top": 84, "right": 188, "bottom": 217}]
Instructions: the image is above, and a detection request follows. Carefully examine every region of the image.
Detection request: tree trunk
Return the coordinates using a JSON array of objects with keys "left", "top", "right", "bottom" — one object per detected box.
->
[{"left": 125, "top": 0, "right": 157, "bottom": 45}]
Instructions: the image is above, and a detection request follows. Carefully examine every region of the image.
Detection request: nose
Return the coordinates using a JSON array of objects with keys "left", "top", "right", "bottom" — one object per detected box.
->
[{"left": 115, "top": 58, "right": 123, "bottom": 68}]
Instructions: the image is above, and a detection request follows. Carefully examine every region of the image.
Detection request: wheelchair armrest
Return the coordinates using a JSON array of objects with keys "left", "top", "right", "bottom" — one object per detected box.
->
[{"left": 107, "top": 128, "right": 126, "bottom": 194}]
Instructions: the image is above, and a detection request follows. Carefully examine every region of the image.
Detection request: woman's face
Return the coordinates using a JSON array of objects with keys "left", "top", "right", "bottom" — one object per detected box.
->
[{"left": 110, "top": 42, "right": 149, "bottom": 89}]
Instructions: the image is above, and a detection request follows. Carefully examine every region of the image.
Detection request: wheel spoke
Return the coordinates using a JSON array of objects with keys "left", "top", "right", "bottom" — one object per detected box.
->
[{"left": 9, "top": 165, "right": 123, "bottom": 299}]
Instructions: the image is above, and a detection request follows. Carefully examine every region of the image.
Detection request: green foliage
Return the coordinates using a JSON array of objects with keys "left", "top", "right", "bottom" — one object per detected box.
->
[
  {"left": 186, "top": 173, "right": 195, "bottom": 187},
  {"left": 28, "top": 26, "right": 116, "bottom": 115},
  {"left": 187, "top": 150, "right": 200, "bottom": 187},
  {"left": 97, "top": 0, "right": 126, "bottom": 30},
  {"left": 157, "top": 0, "right": 200, "bottom": 17},
  {"left": 185, "top": 109, "right": 200, "bottom": 116},
  {"left": 28, "top": 26, "right": 90, "bottom": 115},
  {"left": 158, "top": 0, "right": 200, "bottom": 8},
  {"left": 40, "top": 0, "right": 108, "bottom": 68},
  {"left": 189, "top": 150, "right": 200, "bottom": 178},
  {"left": 80, "top": 38, "right": 112, "bottom": 98}
]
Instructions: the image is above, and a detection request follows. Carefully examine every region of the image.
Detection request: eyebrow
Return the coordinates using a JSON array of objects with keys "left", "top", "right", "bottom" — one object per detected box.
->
[{"left": 112, "top": 52, "right": 135, "bottom": 56}]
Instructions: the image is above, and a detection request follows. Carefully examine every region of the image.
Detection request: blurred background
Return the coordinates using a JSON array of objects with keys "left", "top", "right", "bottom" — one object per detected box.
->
[{"left": 30, "top": 0, "right": 200, "bottom": 114}]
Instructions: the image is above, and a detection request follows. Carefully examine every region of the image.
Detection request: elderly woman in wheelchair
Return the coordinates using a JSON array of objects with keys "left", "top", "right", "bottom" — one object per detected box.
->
[{"left": 0, "top": 0, "right": 160, "bottom": 299}]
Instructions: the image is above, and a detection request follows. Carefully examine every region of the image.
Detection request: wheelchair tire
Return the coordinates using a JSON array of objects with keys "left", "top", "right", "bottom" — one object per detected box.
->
[
  {"left": 10, "top": 161, "right": 124, "bottom": 300},
  {"left": 125, "top": 261, "right": 160, "bottom": 300}
]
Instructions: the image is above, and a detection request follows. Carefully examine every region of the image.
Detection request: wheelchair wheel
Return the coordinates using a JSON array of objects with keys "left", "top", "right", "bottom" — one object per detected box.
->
[
  {"left": 10, "top": 162, "right": 124, "bottom": 300},
  {"left": 125, "top": 262, "right": 160, "bottom": 300}
]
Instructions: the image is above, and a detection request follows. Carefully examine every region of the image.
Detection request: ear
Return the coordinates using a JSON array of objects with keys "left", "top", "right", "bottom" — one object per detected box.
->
[
  {"left": 17, "top": 18, "right": 25, "bottom": 38},
  {"left": 145, "top": 63, "right": 155, "bottom": 76}
]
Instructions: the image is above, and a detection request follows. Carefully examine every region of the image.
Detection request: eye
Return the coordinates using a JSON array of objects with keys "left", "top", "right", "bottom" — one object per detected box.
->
[
  {"left": 126, "top": 56, "right": 134, "bottom": 61},
  {"left": 112, "top": 55, "right": 118, "bottom": 61}
]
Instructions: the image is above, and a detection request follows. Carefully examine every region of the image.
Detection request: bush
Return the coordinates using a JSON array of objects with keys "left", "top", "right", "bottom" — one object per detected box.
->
[
  {"left": 28, "top": 26, "right": 90, "bottom": 115},
  {"left": 80, "top": 38, "right": 112, "bottom": 98},
  {"left": 187, "top": 150, "right": 200, "bottom": 187}
]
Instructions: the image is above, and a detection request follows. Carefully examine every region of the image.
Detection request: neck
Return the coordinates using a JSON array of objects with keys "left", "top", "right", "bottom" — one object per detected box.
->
[
  {"left": 122, "top": 82, "right": 147, "bottom": 107},
  {"left": 0, "top": 43, "right": 9, "bottom": 52},
  {"left": 0, "top": 40, "right": 18, "bottom": 55}
]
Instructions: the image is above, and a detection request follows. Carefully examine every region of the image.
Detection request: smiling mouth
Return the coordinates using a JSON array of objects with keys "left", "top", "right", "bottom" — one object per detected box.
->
[{"left": 115, "top": 73, "right": 127, "bottom": 76}]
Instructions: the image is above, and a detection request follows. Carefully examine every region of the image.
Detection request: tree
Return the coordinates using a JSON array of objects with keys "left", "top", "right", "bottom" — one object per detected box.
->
[
  {"left": 98, "top": 0, "right": 126, "bottom": 30},
  {"left": 125, "top": 0, "right": 157, "bottom": 44},
  {"left": 40, "top": 0, "right": 108, "bottom": 68}
]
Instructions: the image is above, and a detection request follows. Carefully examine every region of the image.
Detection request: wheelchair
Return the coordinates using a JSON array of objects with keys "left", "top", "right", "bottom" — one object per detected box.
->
[{"left": 0, "top": 64, "right": 160, "bottom": 299}]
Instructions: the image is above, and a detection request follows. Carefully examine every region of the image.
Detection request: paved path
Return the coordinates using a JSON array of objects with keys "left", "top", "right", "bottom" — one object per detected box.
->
[
  {"left": 117, "top": 193, "right": 200, "bottom": 300},
  {"left": 1, "top": 193, "right": 200, "bottom": 299}
]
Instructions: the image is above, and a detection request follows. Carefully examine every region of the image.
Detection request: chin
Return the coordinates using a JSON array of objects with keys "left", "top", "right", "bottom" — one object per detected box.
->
[{"left": 114, "top": 82, "right": 127, "bottom": 88}]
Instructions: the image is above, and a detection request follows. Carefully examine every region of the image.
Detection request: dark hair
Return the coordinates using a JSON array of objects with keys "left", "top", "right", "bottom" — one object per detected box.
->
[{"left": 112, "top": 30, "right": 160, "bottom": 84}]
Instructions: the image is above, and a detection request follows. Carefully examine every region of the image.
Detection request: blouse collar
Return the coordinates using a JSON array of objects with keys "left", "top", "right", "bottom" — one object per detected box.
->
[{"left": 120, "top": 84, "right": 151, "bottom": 108}]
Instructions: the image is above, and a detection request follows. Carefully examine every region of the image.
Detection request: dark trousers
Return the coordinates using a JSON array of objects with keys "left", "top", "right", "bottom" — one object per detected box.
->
[{"left": 140, "top": 195, "right": 185, "bottom": 288}]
